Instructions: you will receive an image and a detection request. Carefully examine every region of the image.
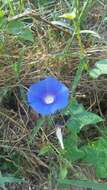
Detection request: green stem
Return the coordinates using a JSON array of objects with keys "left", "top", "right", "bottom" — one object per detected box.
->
[
  {"left": 8, "top": 0, "right": 14, "bottom": 16},
  {"left": 71, "top": 0, "right": 86, "bottom": 97}
]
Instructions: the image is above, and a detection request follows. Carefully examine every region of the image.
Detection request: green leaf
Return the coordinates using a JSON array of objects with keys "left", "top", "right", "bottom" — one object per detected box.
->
[
  {"left": 64, "top": 133, "right": 84, "bottom": 161},
  {"left": 6, "top": 20, "right": 33, "bottom": 42},
  {"left": 89, "top": 59, "right": 107, "bottom": 78},
  {"left": 82, "top": 138, "right": 107, "bottom": 178},
  {"left": 79, "top": 30, "right": 101, "bottom": 39},
  {"left": 58, "top": 178, "right": 107, "bottom": 190},
  {"left": 63, "top": 98, "right": 85, "bottom": 115},
  {"left": 6, "top": 20, "right": 25, "bottom": 35},
  {"left": 67, "top": 118, "right": 81, "bottom": 131},
  {"left": 19, "top": 29, "right": 33, "bottom": 42},
  {"left": 67, "top": 111, "right": 103, "bottom": 131},
  {"left": 76, "top": 111, "right": 103, "bottom": 127},
  {"left": 0, "top": 10, "right": 4, "bottom": 17},
  {"left": 65, "top": 145, "right": 84, "bottom": 161},
  {"left": 39, "top": 144, "right": 51, "bottom": 156},
  {"left": 69, "top": 99, "right": 85, "bottom": 115},
  {"left": 0, "top": 176, "right": 25, "bottom": 185},
  {"left": 0, "top": 17, "right": 7, "bottom": 29},
  {"left": 59, "top": 166, "right": 68, "bottom": 179}
]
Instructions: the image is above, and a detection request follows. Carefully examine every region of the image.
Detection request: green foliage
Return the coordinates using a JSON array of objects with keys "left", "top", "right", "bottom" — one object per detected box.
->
[
  {"left": 39, "top": 144, "right": 52, "bottom": 156},
  {"left": 1, "top": 0, "right": 25, "bottom": 15},
  {"left": 66, "top": 99, "right": 103, "bottom": 132},
  {"left": 89, "top": 59, "right": 107, "bottom": 78},
  {"left": 7, "top": 20, "right": 25, "bottom": 34},
  {"left": 59, "top": 165, "right": 68, "bottom": 180},
  {"left": 0, "top": 11, "right": 33, "bottom": 42},
  {"left": 78, "top": 0, "right": 93, "bottom": 26},
  {"left": 64, "top": 98, "right": 85, "bottom": 115},
  {"left": 0, "top": 87, "right": 9, "bottom": 104},
  {"left": 63, "top": 95, "right": 107, "bottom": 179},
  {"left": 63, "top": 99, "right": 104, "bottom": 178},
  {"left": 82, "top": 138, "right": 107, "bottom": 178},
  {"left": 0, "top": 152, "right": 25, "bottom": 185},
  {"left": 19, "top": 29, "right": 33, "bottom": 42},
  {"left": 67, "top": 111, "right": 103, "bottom": 132},
  {"left": 12, "top": 48, "right": 25, "bottom": 77},
  {"left": 6, "top": 20, "right": 34, "bottom": 42},
  {"left": 71, "top": 57, "right": 85, "bottom": 96},
  {"left": 0, "top": 17, "right": 7, "bottom": 29},
  {"left": 33, "top": 0, "right": 49, "bottom": 7},
  {"left": 28, "top": 118, "right": 45, "bottom": 145},
  {"left": 0, "top": 175, "right": 25, "bottom": 185},
  {"left": 0, "top": 10, "right": 4, "bottom": 17},
  {"left": 64, "top": 133, "right": 85, "bottom": 162},
  {"left": 58, "top": 178, "right": 107, "bottom": 190}
]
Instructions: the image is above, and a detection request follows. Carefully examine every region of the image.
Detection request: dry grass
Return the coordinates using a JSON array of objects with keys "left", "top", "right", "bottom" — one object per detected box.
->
[{"left": 0, "top": 1, "right": 107, "bottom": 189}]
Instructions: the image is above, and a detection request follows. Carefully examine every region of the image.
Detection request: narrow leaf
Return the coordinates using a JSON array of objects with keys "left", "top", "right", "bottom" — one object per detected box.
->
[
  {"left": 80, "top": 30, "right": 101, "bottom": 39},
  {"left": 58, "top": 179, "right": 107, "bottom": 190},
  {"left": 0, "top": 176, "right": 25, "bottom": 185},
  {"left": 28, "top": 118, "right": 45, "bottom": 144}
]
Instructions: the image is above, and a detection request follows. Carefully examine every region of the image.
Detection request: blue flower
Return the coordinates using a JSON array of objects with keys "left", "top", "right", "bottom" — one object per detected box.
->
[{"left": 27, "top": 76, "right": 69, "bottom": 115}]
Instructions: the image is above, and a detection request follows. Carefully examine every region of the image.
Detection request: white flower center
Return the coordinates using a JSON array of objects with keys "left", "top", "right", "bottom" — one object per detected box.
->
[{"left": 44, "top": 95, "right": 54, "bottom": 104}]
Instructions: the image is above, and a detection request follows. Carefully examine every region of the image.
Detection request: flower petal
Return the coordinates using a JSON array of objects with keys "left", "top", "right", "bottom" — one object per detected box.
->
[
  {"left": 27, "top": 76, "right": 69, "bottom": 115},
  {"left": 53, "top": 87, "right": 69, "bottom": 109},
  {"left": 27, "top": 80, "right": 46, "bottom": 101},
  {"left": 42, "top": 76, "right": 64, "bottom": 94},
  {"left": 29, "top": 100, "right": 54, "bottom": 115}
]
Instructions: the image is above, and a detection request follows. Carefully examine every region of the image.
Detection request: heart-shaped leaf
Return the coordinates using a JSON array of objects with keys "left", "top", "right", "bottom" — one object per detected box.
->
[{"left": 89, "top": 59, "right": 107, "bottom": 78}]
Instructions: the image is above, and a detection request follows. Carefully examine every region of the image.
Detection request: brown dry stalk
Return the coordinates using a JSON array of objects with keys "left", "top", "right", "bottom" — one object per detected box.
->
[{"left": 8, "top": 9, "right": 71, "bottom": 34}]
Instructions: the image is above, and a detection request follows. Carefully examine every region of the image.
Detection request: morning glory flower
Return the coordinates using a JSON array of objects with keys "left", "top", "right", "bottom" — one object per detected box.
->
[{"left": 27, "top": 76, "right": 69, "bottom": 115}]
